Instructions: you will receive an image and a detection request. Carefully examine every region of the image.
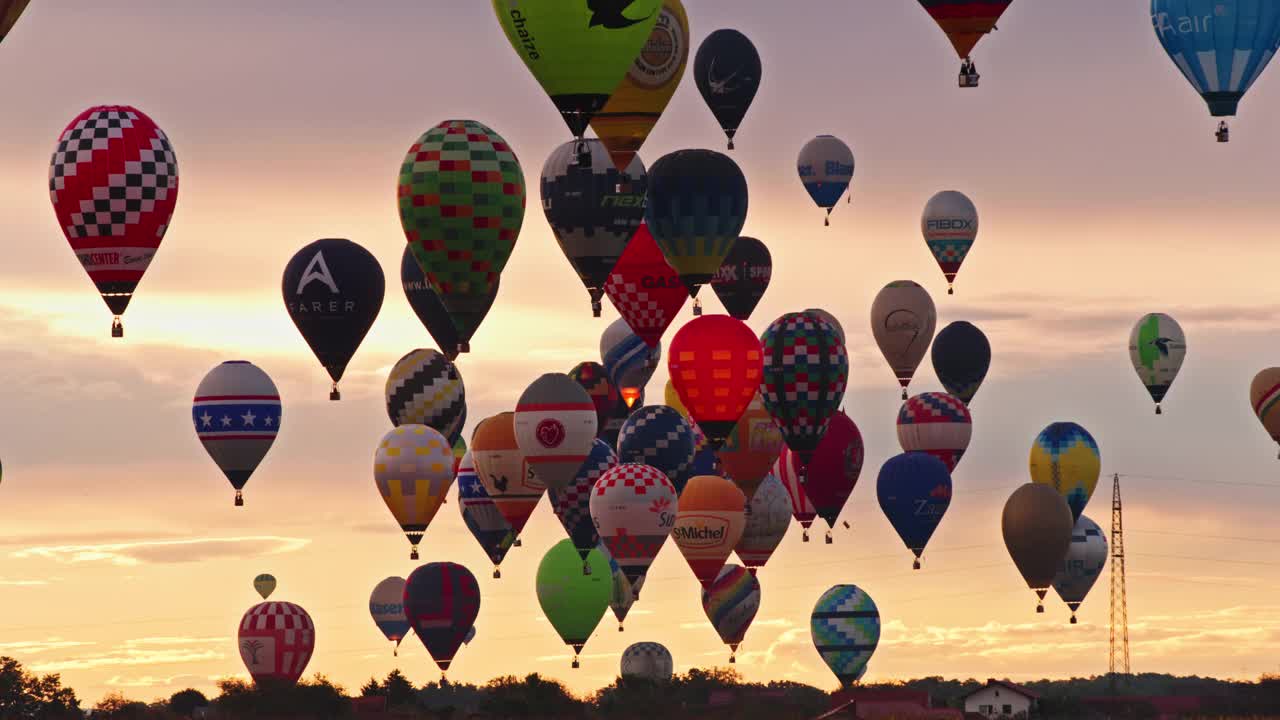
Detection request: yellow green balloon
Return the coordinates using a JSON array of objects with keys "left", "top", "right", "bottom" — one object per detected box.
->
[{"left": 535, "top": 539, "right": 611, "bottom": 668}]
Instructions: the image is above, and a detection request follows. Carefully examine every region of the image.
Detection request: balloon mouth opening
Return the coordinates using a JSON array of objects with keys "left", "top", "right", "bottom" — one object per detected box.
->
[{"left": 621, "top": 388, "right": 641, "bottom": 408}]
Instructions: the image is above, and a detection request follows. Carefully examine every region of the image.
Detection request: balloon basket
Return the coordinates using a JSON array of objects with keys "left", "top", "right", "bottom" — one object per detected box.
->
[
  {"left": 824, "top": 216, "right": 830, "bottom": 227},
  {"left": 111, "top": 316, "right": 123, "bottom": 338},
  {"left": 493, "top": 568, "right": 501, "bottom": 579},
  {"left": 514, "top": 538, "right": 522, "bottom": 548},
  {"left": 824, "top": 532, "right": 832, "bottom": 545},
  {"left": 330, "top": 384, "right": 340, "bottom": 401},
  {"left": 234, "top": 491, "right": 244, "bottom": 507},
  {"left": 591, "top": 299, "right": 602, "bottom": 318},
  {"left": 1070, "top": 615, "right": 1078, "bottom": 625},
  {"left": 410, "top": 548, "right": 420, "bottom": 560},
  {"left": 1036, "top": 603, "right": 1045, "bottom": 614},
  {"left": 458, "top": 341, "right": 470, "bottom": 354},
  {"left": 618, "top": 623, "right": 624, "bottom": 632},
  {"left": 693, "top": 298, "right": 703, "bottom": 316},
  {"left": 572, "top": 658, "right": 581, "bottom": 669},
  {"left": 729, "top": 654, "right": 736, "bottom": 664},
  {"left": 843, "top": 521, "right": 851, "bottom": 530},
  {"left": 582, "top": 562, "right": 592, "bottom": 576},
  {"left": 1155, "top": 405, "right": 1162, "bottom": 415},
  {"left": 727, "top": 139, "right": 735, "bottom": 151},
  {"left": 802, "top": 530, "right": 810, "bottom": 542},
  {"left": 913, "top": 558, "right": 921, "bottom": 570},
  {"left": 947, "top": 286, "right": 954, "bottom": 295},
  {"left": 901, "top": 388, "right": 908, "bottom": 400}
]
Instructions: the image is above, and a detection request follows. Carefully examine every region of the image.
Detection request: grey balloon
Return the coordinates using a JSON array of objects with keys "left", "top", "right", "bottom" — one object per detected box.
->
[{"left": 1001, "top": 483, "right": 1074, "bottom": 613}]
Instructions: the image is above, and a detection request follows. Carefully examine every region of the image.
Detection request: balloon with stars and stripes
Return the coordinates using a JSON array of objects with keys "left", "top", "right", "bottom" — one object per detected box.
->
[
  {"left": 193, "top": 361, "right": 281, "bottom": 507},
  {"left": 811, "top": 584, "right": 879, "bottom": 688},
  {"left": 457, "top": 451, "right": 515, "bottom": 577}
]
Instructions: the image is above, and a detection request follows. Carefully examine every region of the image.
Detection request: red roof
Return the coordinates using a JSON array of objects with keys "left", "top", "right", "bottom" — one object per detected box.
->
[{"left": 960, "top": 679, "right": 1040, "bottom": 701}]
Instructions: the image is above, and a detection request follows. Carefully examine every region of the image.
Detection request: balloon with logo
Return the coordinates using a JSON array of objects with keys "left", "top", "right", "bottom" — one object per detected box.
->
[
  {"left": 877, "top": 452, "right": 952, "bottom": 569},
  {"left": 193, "top": 361, "right": 281, "bottom": 507},
  {"left": 602, "top": 317, "right": 662, "bottom": 409},
  {"left": 385, "top": 349, "right": 466, "bottom": 443},
  {"left": 49, "top": 105, "right": 178, "bottom": 338},
  {"left": 811, "top": 585, "right": 880, "bottom": 688},
  {"left": 871, "top": 280, "right": 937, "bottom": 399},
  {"left": 618, "top": 406, "right": 696, "bottom": 493},
  {"left": 253, "top": 574, "right": 276, "bottom": 600},
  {"left": 605, "top": 223, "right": 689, "bottom": 345},
  {"left": 404, "top": 562, "right": 480, "bottom": 677},
  {"left": 0, "top": 1, "right": 30, "bottom": 44},
  {"left": 457, "top": 452, "right": 516, "bottom": 578},
  {"left": 1002, "top": 483, "right": 1074, "bottom": 613},
  {"left": 1029, "top": 422, "right": 1100, "bottom": 521},
  {"left": 550, "top": 439, "right": 616, "bottom": 565},
  {"left": 668, "top": 314, "right": 763, "bottom": 449},
  {"left": 401, "top": 246, "right": 499, "bottom": 362},
  {"left": 672, "top": 475, "right": 746, "bottom": 587},
  {"left": 717, "top": 392, "right": 784, "bottom": 502},
  {"left": 369, "top": 576, "right": 410, "bottom": 655},
  {"left": 621, "top": 641, "right": 674, "bottom": 682},
  {"left": 1052, "top": 515, "right": 1107, "bottom": 624},
  {"left": 776, "top": 449, "right": 818, "bottom": 541},
  {"left": 282, "top": 238, "right": 385, "bottom": 400},
  {"left": 797, "top": 135, "right": 855, "bottom": 226},
  {"left": 536, "top": 540, "right": 612, "bottom": 668},
  {"left": 896, "top": 392, "right": 972, "bottom": 472},
  {"left": 760, "top": 312, "right": 849, "bottom": 468},
  {"left": 916, "top": 0, "right": 1013, "bottom": 74},
  {"left": 472, "top": 412, "right": 544, "bottom": 538},
  {"left": 1129, "top": 313, "right": 1186, "bottom": 414},
  {"left": 694, "top": 29, "right": 762, "bottom": 149},
  {"left": 375, "top": 425, "right": 455, "bottom": 560},
  {"left": 734, "top": 472, "right": 790, "bottom": 575},
  {"left": 711, "top": 236, "right": 772, "bottom": 321},
  {"left": 515, "top": 373, "right": 599, "bottom": 495},
  {"left": 931, "top": 321, "right": 990, "bottom": 405},
  {"left": 921, "top": 191, "right": 978, "bottom": 295},
  {"left": 398, "top": 120, "right": 525, "bottom": 353},
  {"left": 1250, "top": 368, "right": 1280, "bottom": 458},
  {"left": 591, "top": 463, "right": 679, "bottom": 586},
  {"left": 793, "top": 411, "right": 864, "bottom": 543},
  {"left": 591, "top": 0, "right": 690, "bottom": 170},
  {"left": 701, "top": 564, "right": 759, "bottom": 663},
  {"left": 492, "top": 0, "right": 662, "bottom": 140},
  {"left": 542, "top": 139, "right": 647, "bottom": 316},
  {"left": 237, "top": 602, "right": 314, "bottom": 686}
]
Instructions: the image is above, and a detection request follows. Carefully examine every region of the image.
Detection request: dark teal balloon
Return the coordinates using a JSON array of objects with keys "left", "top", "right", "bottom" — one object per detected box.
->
[{"left": 930, "top": 321, "right": 990, "bottom": 405}]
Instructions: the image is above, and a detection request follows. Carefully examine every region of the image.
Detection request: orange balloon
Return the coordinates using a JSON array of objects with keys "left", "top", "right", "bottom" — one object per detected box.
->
[
  {"left": 668, "top": 315, "right": 763, "bottom": 448},
  {"left": 672, "top": 475, "right": 746, "bottom": 588},
  {"left": 717, "top": 393, "right": 783, "bottom": 502},
  {"left": 471, "top": 412, "right": 544, "bottom": 536}
]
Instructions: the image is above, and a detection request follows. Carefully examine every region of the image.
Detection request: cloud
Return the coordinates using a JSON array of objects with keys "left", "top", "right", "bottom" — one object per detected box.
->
[
  {"left": 30, "top": 647, "right": 226, "bottom": 673},
  {"left": 10, "top": 536, "right": 310, "bottom": 566},
  {"left": 0, "top": 578, "right": 49, "bottom": 586},
  {"left": 0, "top": 638, "right": 95, "bottom": 654},
  {"left": 102, "top": 673, "right": 210, "bottom": 690}
]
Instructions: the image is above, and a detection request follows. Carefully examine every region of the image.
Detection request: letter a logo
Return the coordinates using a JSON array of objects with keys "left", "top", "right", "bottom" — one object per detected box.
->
[{"left": 297, "top": 251, "right": 339, "bottom": 294}]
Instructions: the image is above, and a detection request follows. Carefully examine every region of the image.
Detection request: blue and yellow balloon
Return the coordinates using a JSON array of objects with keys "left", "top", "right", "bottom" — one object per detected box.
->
[{"left": 1029, "top": 422, "right": 1100, "bottom": 521}]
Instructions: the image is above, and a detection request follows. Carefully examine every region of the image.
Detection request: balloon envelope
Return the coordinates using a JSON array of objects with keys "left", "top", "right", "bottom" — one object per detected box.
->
[
  {"left": 515, "top": 373, "right": 599, "bottom": 493},
  {"left": 668, "top": 315, "right": 763, "bottom": 447},
  {"left": 601, "top": 317, "right": 662, "bottom": 406},
  {"left": 370, "top": 577, "right": 410, "bottom": 647},
  {"left": 1129, "top": 313, "right": 1186, "bottom": 410},
  {"left": 375, "top": 425, "right": 456, "bottom": 559},
  {"left": 0, "top": 0, "right": 30, "bottom": 43},
  {"left": 917, "top": 0, "right": 1013, "bottom": 59},
  {"left": 797, "top": 135, "right": 855, "bottom": 220},
  {"left": 876, "top": 452, "right": 952, "bottom": 565},
  {"left": 1052, "top": 515, "right": 1108, "bottom": 622},
  {"left": 700, "top": 564, "right": 759, "bottom": 657},
  {"left": 760, "top": 312, "right": 849, "bottom": 466},
  {"left": 472, "top": 412, "right": 545, "bottom": 537},
  {"left": 621, "top": 641, "right": 674, "bottom": 682},
  {"left": 717, "top": 392, "right": 784, "bottom": 502},
  {"left": 896, "top": 392, "right": 972, "bottom": 472},
  {"left": 930, "top": 321, "right": 990, "bottom": 405},
  {"left": 605, "top": 223, "right": 689, "bottom": 346},
  {"left": 404, "top": 562, "right": 480, "bottom": 672},
  {"left": 693, "top": 29, "right": 762, "bottom": 148},
  {"left": 1249, "top": 368, "right": 1280, "bottom": 451},
  {"left": 618, "top": 405, "right": 696, "bottom": 493},
  {"left": 385, "top": 349, "right": 466, "bottom": 440},
  {"left": 401, "top": 245, "right": 498, "bottom": 358},
  {"left": 871, "top": 280, "right": 937, "bottom": 395},
  {"left": 1002, "top": 483, "right": 1075, "bottom": 610},
  {"left": 1151, "top": 0, "right": 1280, "bottom": 117},
  {"left": 921, "top": 191, "right": 978, "bottom": 293},
  {"left": 776, "top": 448, "right": 818, "bottom": 532},
  {"left": 734, "top": 472, "right": 791, "bottom": 572},
  {"left": 711, "top": 236, "right": 772, "bottom": 321},
  {"left": 536, "top": 540, "right": 611, "bottom": 663},
  {"left": 795, "top": 411, "right": 864, "bottom": 532},
  {"left": 1029, "top": 422, "right": 1100, "bottom": 521},
  {"left": 238, "top": 602, "right": 314, "bottom": 686},
  {"left": 673, "top": 475, "right": 746, "bottom": 587},
  {"left": 253, "top": 574, "right": 276, "bottom": 600},
  {"left": 193, "top": 361, "right": 281, "bottom": 505},
  {"left": 549, "top": 439, "right": 617, "bottom": 561},
  {"left": 811, "top": 585, "right": 880, "bottom": 688},
  {"left": 645, "top": 150, "right": 748, "bottom": 296},
  {"left": 569, "top": 361, "right": 621, "bottom": 435},
  {"left": 591, "top": 463, "right": 679, "bottom": 586},
  {"left": 457, "top": 452, "right": 516, "bottom": 572}
]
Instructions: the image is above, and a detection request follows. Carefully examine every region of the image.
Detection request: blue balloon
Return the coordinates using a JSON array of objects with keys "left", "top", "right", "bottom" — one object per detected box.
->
[
  {"left": 458, "top": 456, "right": 515, "bottom": 576},
  {"left": 930, "top": 321, "right": 991, "bottom": 405},
  {"left": 549, "top": 439, "right": 617, "bottom": 562},
  {"left": 876, "top": 452, "right": 952, "bottom": 568},
  {"left": 1152, "top": 1, "right": 1280, "bottom": 117},
  {"left": 601, "top": 317, "right": 661, "bottom": 401},
  {"left": 617, "top": 405, "right": 696, "bottom": 494}
]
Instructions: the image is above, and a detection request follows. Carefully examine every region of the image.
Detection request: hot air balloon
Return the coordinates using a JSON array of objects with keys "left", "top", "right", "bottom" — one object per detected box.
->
[
  {"left": 1052, "top": 515, "right": 1107, "bottom": 624},
  {"left": 694, "top": 29, "right": 761, "bottom": 149},
  {"left": 797, "top": 136, "right": 855, "bottom": 226},
  {"left": 1250, "top": 368, "right": 1280, "bottom": 458},
  {"left": 238, "top": 602, "right": 314, "bottom": 686},
  {"left": 472, "top": 412, "right": 545, "bottom": 538},
  {"left": 49, "top": 106, "right": 178, "bottom": 338},
  {"left": 385, "top": 349, "right": 466, "bottom": 442},
  {"left": 0, "top": 1, "right": 30, "bottom": 44},
  {"left": 896, "top": 392, "right": 972, "bottom": 472},
  {"left": 916, "top": 0, "right": 1013, "bottom": 86},
  {"left": 608, "top": 548, "right": 640, "bottom": 631},
  {"left": 717, "top": 392, "right": 784, "bottom": 502},
  {"left": 621, "top": 641, "right": 674, "bottom": 682},
  {"left": 569, "top": 361, "right": 622, "bottom": 437},
  {"left": 734, "top": 473, "right": 791, "bottom": 574},
  {"left": 541, "top": 140, "right": 647, "bottom": 316},
  {"left": 404, "top": 562, "right": 480, "bottom": 677},
  {"left": 776, "top": 447, "right": 819, "bottom": 541},
  {"left": 1129, "top": 313, "right": 1186, "bottom": 414},
  {"left": 931, "top": 321, "right": 990, "bottom": 405},
  {"left": 601, "top": 317, "right": 662, "bottom": 408},
  {"left": 253, "top": 574, "right": 276, "bottom": 600},
  {"left": 921, "top": 191, "right": 978, "bottom": 294},
  {"left": 1029, "top": 422, "right": 1100, "bottom": 521},
  {"left": 401, "top": 246, "right": 499, "bottom": 361},
  {"left": 375, "top": 425, "right": 455, "bottom": 560},
  {"left": 398, "top": 120, "right": 525, "bottom": 352},
  {"left": 789, "top": 411, "right": 863, "bottom": 544},
  {"left": 1002, "top": 483, "right": 1074, "bottom": 613},
  {"left": 591, "top": 464, "right": 679, "bottom": 587},
  {"left": 282, "top": 238, "right": 385, "bottom": 400},
  {"left": 805, "top": 308, "right": 846, "bottom": 345},
  {"left": 617, "top": 406, "right": 696, "bottom": 493},
  {"left": 515, "top": 374, "right": 599, "bottom": 493},
  {"left": 701, "top": 564, "right": 759, "bottom": 663},
  {"left": 811, "top": 585, "right": 879, "bottom": 688},
  {"left": 711, "top": 236, "right": 772, "bottom": 321},
  {"left": 672, "top": 475, "right": 746, "bottom": 587},
  {"left": 877, "top": 452, "right": 952, "bottom": 569},
  {"left": 492, "top": 0, "right": 662, "bottom": 140},
  {"left": 871, "top": 280, "right": 937, "bottom": 399},
  {"left": 602, "top": 384, "right": 641, "bottom": 449},
  {"left": 549, "top": 439, "right": 616, "bottom": 567},
  {"left": 370, "top": 577, "right": 410, "bottom": 654},
  {"left": 604, "top": 223, "right": 689, "bottom": 346},
  {"left": 591, "top": 0, "right": 690, "bottom": 170},
  {"left": 457, "top": 452, "right": 516, "bottom": 578},
  {"left": 668, "top": 315, "right": 763, "bottom": 448},
  {"left": 760, "top": 312, "right": 849, "bottom": 466},
  {"left": 193, "top": 361, "right": 280, "bottom": 507},
  {"left": 1151, "top": 0, "right": 1280, "bottom": 141},
  {"left": 536, "top": 540, "right": 612, "bottom": 668}
]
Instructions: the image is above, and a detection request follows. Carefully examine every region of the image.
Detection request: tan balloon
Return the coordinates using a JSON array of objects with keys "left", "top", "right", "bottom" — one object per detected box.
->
[
  {"left": 870, "top": 280, "right": 937, "bottom": 399},
  {"left": 1249, "top": 368, "right": 1280, "bottom": 458},
  {"left": 471, "top": 412, "right": 544, "bottom": 537},
  {"left": 1001, "top": 483, "right": 1074, "bottom": 613},
  {"left": 672, "top": 475, "right": 747, "bottom": 588}
]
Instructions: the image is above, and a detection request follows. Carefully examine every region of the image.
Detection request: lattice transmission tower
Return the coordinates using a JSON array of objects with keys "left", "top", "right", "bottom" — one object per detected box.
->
[{"left": 1109, "top": 473, "right": 1131, "bottom": 689}]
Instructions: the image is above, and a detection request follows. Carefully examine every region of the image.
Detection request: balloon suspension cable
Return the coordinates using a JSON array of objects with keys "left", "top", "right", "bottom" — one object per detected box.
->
[
  {"left": 410, "top": 547, "right": 420, "bottom": 561},
  {"left": 1155, "top": 405, "right": 1162, "bottom": 415},
  {"left": 693, "top": 297, "right": 703, "bottom": 316},
  {"left": 330, "top": 382, "right": 341, "bottom": 401},
  {"left": 234, "top": 490, "right": 244, "bottom": 507},
  {"left": 592, "top": 298, "right": 602, "bottom": 317},
  {"left": 111, "top": 316, "right": 123, "bottom": 338},
  {"left": 824, "top": 530, "right": 833, "bottom": 545},
  {"left": 513, "top": 537, "right": 522, "bottom": 548},
  {"left": 493, "top": 567, "right": 501, "bottom": 579}
]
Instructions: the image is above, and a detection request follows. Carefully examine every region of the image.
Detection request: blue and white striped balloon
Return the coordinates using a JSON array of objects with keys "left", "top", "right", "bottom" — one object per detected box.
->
[
  {"left": 601, "top": 317, "right": 661, "bottom": 407},
  {"left": 193, "top": 361, "right": 280, "bottom": 506}
]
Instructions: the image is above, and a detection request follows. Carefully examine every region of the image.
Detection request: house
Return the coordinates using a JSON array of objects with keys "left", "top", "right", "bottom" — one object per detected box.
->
[{"left": 960, "top": 679, "right": 1039, "bottom": 718}]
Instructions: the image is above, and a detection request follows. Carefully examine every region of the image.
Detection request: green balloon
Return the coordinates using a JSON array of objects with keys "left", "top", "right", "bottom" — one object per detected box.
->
[
  {"left": 536, "top": 539, "right": 611, "bottom": 665},
  {"left": 491, "top": 0, "right": 663, "bottom": 137}
]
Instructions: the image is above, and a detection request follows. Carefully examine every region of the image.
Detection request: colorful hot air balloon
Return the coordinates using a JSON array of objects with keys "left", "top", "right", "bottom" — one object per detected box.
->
[
  {"left": 253, "top": 574, "right": 276, "bottom": 600},
  {"left": 404, "top": 562, "right": 480, "bottom": 677},
  {"left": 711, "top": 236, "right": 772, "bottom": 321},
  {"left": 398, "top": 120, "right": 525, "bottom": 352},
  {"left": 282, "top": 238, "right": 385, "bottom": 400},
  {"left": 472, "top": 412, "right": 545, "bottom": 538},
  {"left": 604, "top": 223, "right": 689, "bottom": 346},
  {"left": 811, "top": 585, "right": 880, "bottom": 688},
  {"left": 492, "top": 0, "right": 662, "bottom": 139},
  {"left": 1002, "top": 483, "right": 1075, "bottom": 613},
  {"left": 760, "top": 312, "right": 849, "bottom": 466},
  {"left": 618, "top": 406, "right": 696, "bottom": 493},
  {"left": 694, "top": 29, "right": 761, "bottom": 149},
  {"left": 370, "top": 576, "right": 410, "bottom": 654},
  {"left": 734, "top": 473, "right": 790, "bottom": 574},
  {"left": 541, "top": 140, "right": 647, "bottom": 316},
  {"left": 0, "top": 0, "right": 30, "bottom": 44},
  {"left": 877, "top": 452, "right": 952, "bottom": 569},
  {"left": 602, "top": 384, "right": 640, "bottom": 449},
  {"left": 375, "top": 425, "right": 456, "bottom": 560},
  {"left": 601, "top": 317, "right": 662, "bottom": 408},
  {"left": 515, "top": 374, "right": 599, "bottom": 493},
  {"left": 1029, "top": 422, "right": 1100, "bottom": 521},
  {"left": 49, "top": 106, "right": 178, "bottom": 337},
  {"left": 401, "top": 245, "right": 499, "bottom": 361},
  {"left": 871, "top": 280, "right": 937, "bottom": 399},
  {"left": 1250, "top": 368, "right": 1280, "bottom": 458},
  {"left": 930, "top": 321, "right": 990, "bottom": 405},
  {"left": 806, "top": 308, "right": 846, "bottom": 344},
  {"left": 457, "top": 452, "right": 516, "bottom": 578},
  {"left": 385, "top": 349, "right": 466, "bottom": 442},
  {"left": 668, "top": 315, "right": 763, "bottom": 448},
  {"left": 797, "top": 136, "right": 855, "bottom": 226},
  {"left": 1129, "top": 313, "right": 1186, "bottom": 414},
  {"left": 536, "top": 540, "right": 612, "bottom": 668},
  {"left": 896, "top": 392, "right": 972, "bottom": 472},
  {"left": 700, "top": 564, "right": 759, "bottom": 663},
  {"left": 193, "top": 361, "right": 280, "bottom": 507},
  {"left": 1052, "top": 515, "right": 1107, "bottom": 625},
  {"left": 550, "top": 439, "right": 616, "bottom": 565},
  {"left": 776, "top": 446, "right": 818, "bottom": 541},
  {"left": 591, "top": 464, "right": 679, "bottom": 586},
  {"left": 916, "top": 0, "right": 1013, "bottom": 84},
  {"left": 921, "top": 191, "right": 978, "bottom": 294},
  {"left": 717, "top": 392, "right": 784, "bottom": 502},
  {"left": 608, "top": 548, "right": 640, "bottom": 630},
  {"left": 790, "top": 411, "right": 863, "bottom": 543},
  {"left": 569, "top": 361, "right": 622, "bottom": 436},
  {"left": 238, "top": 602, "right": 314, "bottom": 686},
  {"left": 621, "top": 641, "right": 674, "bottom": 682},
  {"left": 1151, "top": 0, "right": 1280, "bottom": 141},
  {"left": 672, "top": 475, "right": 746, "bottom": 587}
]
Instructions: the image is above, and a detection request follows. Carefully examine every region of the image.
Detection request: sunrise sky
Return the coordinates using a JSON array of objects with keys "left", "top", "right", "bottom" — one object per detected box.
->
[{"left": 1, "top": 0, "right": 1279, "bottom": 704}]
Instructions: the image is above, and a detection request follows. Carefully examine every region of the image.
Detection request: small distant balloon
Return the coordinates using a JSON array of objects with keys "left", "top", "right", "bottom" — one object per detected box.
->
[
  {"left": 921, "top": 191, "right": 978, "bottom": 294},
  {"left": 621, "top": 641, "right": 674, "bottom": 682},
  {"left": 369, "top": 576, "right": 410, "bottom": 654},
  {"left": 797, "top": 135, "right": 855, "bottom": 226},
  {"left": 1250, "top": 368, "right": 1280, "bottom": 458},
  {"left": 694, "top": 29, "right": 762, "bottom": 149},
  {"left": 253, "top": 574, "right": 276, "bottom": 600},
  {"left": 1128, "top": 313, "right": 1186, "bottom": 414}
]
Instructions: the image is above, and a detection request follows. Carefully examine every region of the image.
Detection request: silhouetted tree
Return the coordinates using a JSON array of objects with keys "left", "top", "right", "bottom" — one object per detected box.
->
[
  {"left": 0, "top": 656, "right": 81, "bottom": 719},
  {"left": 165, "top": 688, "right": 207, "bottom": 718},
  {"left": 480, "top": 673, "right": 584, "bottom": 719},
  {"left": 92, "top": 692, "right": 150, "bottom": 720},
  {"left": 212, "top": 675, "right": 350, "bottom": 719}
]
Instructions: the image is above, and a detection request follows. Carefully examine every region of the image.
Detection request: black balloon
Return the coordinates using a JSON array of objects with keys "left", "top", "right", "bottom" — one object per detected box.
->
[
  {"left": 930, "top": 321, "right": 991, "bottom": 405},
  {"left": 401, "top": 246, "right": 498, "bottom": 360},
  {"left": 711, "top": 236, "right": 771, "bottom": 320},
  {"left": 694, "top": 29, "right": 762, "bottom": 150},
  {"left": 282, "top": 238, "right": 385, "bottom": 399}
]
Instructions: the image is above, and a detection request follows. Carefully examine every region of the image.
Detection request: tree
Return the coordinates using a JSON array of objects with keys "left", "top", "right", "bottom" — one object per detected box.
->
[
  {"left": 382, "top": 669, "right": 417, "bottom": 709},
  {"left": 480, "top": 673, "right": 585, "bottom": 719},
  {"left": 92, "top": 692, "right": 150, "bottom": 720},
  {"left": 166, "top": 688, "right": 207, "bottom": 717},
  {"left": 212, "top": 676, "right": 350, "bottom": 719},
  {"left": 0, "top": 656, "right": 81, "bottom": 719}
]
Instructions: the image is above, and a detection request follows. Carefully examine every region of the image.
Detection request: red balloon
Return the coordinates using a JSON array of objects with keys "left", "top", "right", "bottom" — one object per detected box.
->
[
  {"left": 783, "top": 411, "right": 863, "bottom": 540},
  {"left": 668, "top": 315, "right": 763, "bottom": 449},
  {"left": 237, "top": 602, "right": 315, "bottom": 686},
  {"left": 604, "top": 223, "right": 688, "bottom": 348}
]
